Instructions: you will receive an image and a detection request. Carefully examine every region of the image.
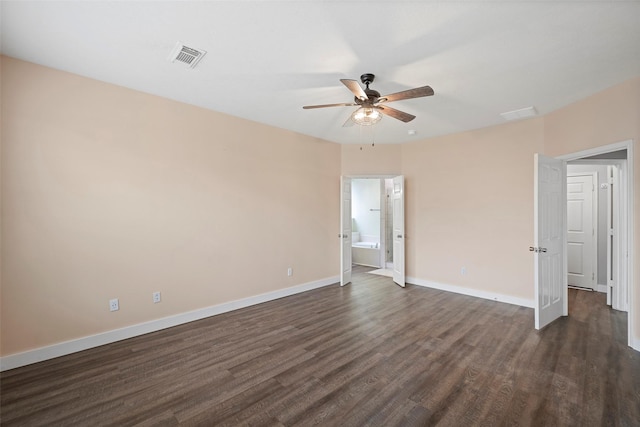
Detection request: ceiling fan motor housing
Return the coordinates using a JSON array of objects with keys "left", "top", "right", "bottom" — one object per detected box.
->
[
  {"left": 360, "top": 73, "right": 375, "bottom": 85},
  {"left": 354, "top": 73, "right": 380, "bottom": 104}
]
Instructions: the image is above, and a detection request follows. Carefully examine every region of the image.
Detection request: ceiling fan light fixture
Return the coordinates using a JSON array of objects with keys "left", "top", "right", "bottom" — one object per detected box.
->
[
  {"left": 303, "top": 73, "right": 433, "bottom": 127},
  {"left": 351, "top": 107, "right": 382, "bottom": 126}
]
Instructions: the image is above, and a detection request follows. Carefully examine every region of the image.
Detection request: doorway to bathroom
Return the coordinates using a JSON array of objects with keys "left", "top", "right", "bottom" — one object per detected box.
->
[{"left": 340, "top": 175, "right": 405, "bottom": 287}]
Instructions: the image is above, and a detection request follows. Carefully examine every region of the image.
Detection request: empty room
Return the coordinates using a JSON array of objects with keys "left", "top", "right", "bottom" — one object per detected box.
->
[{"left": 1, "top": 1, "right": 639, "bottom": 425}]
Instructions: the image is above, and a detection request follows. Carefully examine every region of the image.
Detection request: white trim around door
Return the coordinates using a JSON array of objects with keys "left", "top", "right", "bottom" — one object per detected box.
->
[{"left": 558, "top": 140, "right": 635, "bottom": 350}]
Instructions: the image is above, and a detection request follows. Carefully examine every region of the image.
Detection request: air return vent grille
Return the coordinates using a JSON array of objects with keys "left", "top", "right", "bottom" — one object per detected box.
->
[
  {"left": 500, "top": 106, "right": 537, "bottom": 121},
  {"left": 169, "top": 42, "right": 206, "bottom": 69}
]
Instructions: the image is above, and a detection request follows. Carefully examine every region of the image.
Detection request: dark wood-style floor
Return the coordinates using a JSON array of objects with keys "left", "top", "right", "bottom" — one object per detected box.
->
[{"left": 2, "top": 266, "right": 639, "bottom": 426}]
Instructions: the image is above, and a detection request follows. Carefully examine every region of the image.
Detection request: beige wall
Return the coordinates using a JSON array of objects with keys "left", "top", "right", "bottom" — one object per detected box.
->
[
  {"left": 402, "top": 119, "right": 544, "bottom": 300},
  {"left": 543, "top": 77, "right": 640, "bottom": 156},
  {"left": 341, "top": 143, "right": 401, "bottom": 176},
  {"left": 2, "top": 55, "right": 638, "bottom": 359},
  {"left": 1, "top": 57, "right": 340, "bottom": 356},
  {"left": 544, "top": 76, "right": 640, "bottom": 344}
]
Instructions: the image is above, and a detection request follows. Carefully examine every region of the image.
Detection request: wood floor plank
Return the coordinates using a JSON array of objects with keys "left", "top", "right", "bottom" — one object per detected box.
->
[{"left": 2, "top": 266, "right": 639, "bottom": 426}]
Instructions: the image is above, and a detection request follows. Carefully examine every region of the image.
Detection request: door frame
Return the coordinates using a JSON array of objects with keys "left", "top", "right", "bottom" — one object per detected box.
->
[
  {"left": 568, "top": 160, "right": 628, "bottom": 310},
  {"left": 557, "top": 140, "right": 634, "bottom": 349},
  {"left": 343, "top": 174, "right": 402, "bottom": 274}
]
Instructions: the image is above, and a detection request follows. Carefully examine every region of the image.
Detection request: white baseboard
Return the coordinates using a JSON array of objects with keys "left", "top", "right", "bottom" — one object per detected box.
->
[
  {"left": 406, "top": 276, "right": 534, "bottom": 308},
  {"left": 631, "top": 335, "right": 640, "bottom": 353},
  {"left": 0, "top": 276, "right": 339, "bottom": 372},
  {"left": 597, "top": 284, "right": 608, "bottom": 293}
]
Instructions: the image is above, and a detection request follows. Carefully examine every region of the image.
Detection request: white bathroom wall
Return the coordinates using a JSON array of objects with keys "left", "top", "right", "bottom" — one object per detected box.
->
[{"left": 352, "top": 179, "right": 381, "bottom": 243}]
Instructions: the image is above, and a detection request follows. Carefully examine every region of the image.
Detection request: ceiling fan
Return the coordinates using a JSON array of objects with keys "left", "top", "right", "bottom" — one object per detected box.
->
[{"left": 302, "top": 73, "right": 434, "bottom": 126}]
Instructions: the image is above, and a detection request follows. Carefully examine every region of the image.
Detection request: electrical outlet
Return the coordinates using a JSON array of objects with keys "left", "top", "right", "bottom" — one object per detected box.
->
[
  {"left": 153, "top": 291, "right": 161, "bottom": 303},
  {"left": 287, "top": 267, "right": 293, "bottom": 277},
  {"left": 109, "top": 298, "right": 119, "bottom": 312}
]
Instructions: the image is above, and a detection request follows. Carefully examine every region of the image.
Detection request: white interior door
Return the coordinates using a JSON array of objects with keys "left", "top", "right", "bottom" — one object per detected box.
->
[
  {"left": 534, "top": 154, "right": 566, "bottom": 330},
  {"left": 340, "top": 177, "right": 352, "bottom": 286},
  {"left": 567, "top": 174, "right": 596, "bottom": 290},
  {"left": 392, "top": 176, "right": 405, "bottom": 287}
]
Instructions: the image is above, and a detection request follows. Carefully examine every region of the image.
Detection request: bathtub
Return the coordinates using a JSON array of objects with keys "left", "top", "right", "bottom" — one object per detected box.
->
[
  {"left": 353, "top": 242, "right": 378, "bottom": 249},
  {"left": 352, "top": 242, "right": 381, "bottom": 267}
]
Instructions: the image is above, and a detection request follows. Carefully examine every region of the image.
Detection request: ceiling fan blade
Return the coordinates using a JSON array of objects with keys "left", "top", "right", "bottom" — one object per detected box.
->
[
  {"left": 303, "top": 102, "right": 357, "bottom": 109},
  {"left": 378, "top": 85, "right": 434, "bottom": 103},
  {"left": 340, "top": 79, "right": 368, "bottom": 101},
  {"left": 376, "top": 105, "right": 416, "bottom": 122}
]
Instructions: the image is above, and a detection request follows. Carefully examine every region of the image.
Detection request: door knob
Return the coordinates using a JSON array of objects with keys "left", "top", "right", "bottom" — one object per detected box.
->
[{"left": 529, "top": 247, "right": 535, "bottom": 252}]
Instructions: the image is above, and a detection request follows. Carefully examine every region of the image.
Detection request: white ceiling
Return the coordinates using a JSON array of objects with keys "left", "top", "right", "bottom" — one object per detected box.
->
[{"left": 2, "top": 1, "right": 639, "bottom": 145}]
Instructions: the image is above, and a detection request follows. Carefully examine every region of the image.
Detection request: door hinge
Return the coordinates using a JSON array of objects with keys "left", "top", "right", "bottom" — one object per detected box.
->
[{"left": 592, "top": 272, "right": 595, "bottom": 281}]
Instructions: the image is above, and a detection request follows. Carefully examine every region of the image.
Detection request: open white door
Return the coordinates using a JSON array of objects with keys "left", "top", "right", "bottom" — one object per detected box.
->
[
  {"left": 533, "top": 154, "right": 567, "bottom": 329},
  {"left": 606, "top": 165, "right": 615, "bottom": 306},
  {"left": 392, "top": 176, "right": 405, "bottom": 287},
  {"left": 340, "top": 177, "right": 352, "bottom": 286},
  {"left": 608, "top": 164, "right": 629, "bottom": 312}
]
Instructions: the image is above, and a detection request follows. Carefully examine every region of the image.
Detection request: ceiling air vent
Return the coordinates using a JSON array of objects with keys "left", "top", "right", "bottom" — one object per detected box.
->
[
  {"left": 168, "top": 42, "right": 206, "bottom": 69},
  {"left": 500, "top": 106, "right": 537, "bottom": 121}
]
